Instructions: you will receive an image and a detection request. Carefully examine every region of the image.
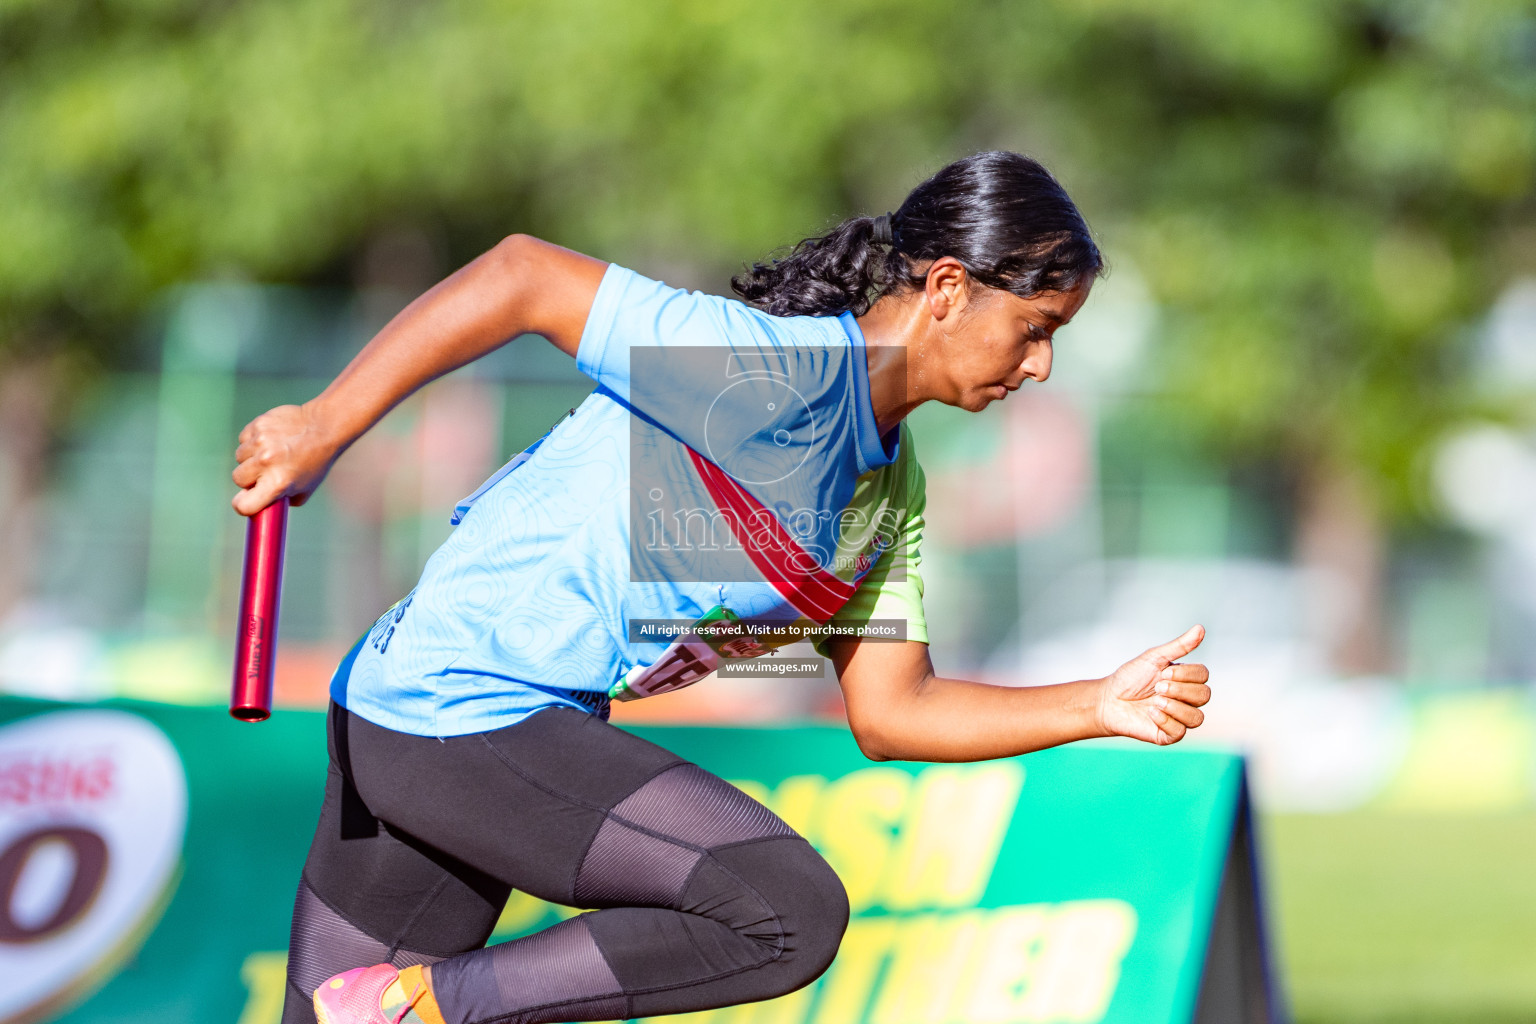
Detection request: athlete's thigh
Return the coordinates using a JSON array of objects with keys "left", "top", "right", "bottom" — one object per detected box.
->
[
  {"left": 353, "top": 706, "right": 811, "bottom": 920},
  {"left": 284, "top": 712, "right": 510, "bottom": 1023},
  {"left": 342, "top": 705, "right": 687, "bottom": 904},
  {"left": 298, "top": 762, "right": 510, "bottom": 963}
]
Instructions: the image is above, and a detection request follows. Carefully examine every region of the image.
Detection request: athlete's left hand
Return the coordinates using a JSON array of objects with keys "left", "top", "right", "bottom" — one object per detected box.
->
[{"left": 1095, "top": 625, "right": 1210, "bottom": 745}]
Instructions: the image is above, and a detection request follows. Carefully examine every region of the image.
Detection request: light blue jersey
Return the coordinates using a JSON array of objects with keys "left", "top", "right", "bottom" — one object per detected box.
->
[{"left": 335, "top": 264, "right": 928, "bottom": 737}]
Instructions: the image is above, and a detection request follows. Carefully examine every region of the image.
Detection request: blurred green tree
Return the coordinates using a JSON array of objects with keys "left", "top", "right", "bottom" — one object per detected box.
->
[
  {"left": 996, "top": 0, "right": 1536, "bottom": 669},
  {"left": 2, "top": 0, "right": 1533, "bottom": 665}
]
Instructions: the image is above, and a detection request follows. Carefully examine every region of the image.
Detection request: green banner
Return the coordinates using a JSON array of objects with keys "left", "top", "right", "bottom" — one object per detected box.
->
[{"left": 0, "top": 698, "right": 1276, "bottom": 1024}]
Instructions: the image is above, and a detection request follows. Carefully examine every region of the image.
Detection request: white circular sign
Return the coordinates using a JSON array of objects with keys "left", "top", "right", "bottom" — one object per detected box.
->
[{"left": 0, "top": 710, "right": 186, "bottom": 1022}]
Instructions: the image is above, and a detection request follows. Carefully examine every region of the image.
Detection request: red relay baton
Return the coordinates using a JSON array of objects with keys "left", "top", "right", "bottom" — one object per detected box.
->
[{"left": 231, "top": 498, "right": 289, "bottom": 722}]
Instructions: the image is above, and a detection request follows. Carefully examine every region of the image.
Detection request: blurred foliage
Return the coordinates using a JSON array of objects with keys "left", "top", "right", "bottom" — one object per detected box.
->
[{"left": 3, "top": 0, "right": 1535, "bottom": 519}]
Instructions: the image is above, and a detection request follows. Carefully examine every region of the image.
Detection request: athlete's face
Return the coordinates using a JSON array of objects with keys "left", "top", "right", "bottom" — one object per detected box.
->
[{"left": 927, "top": 265, "right": 1093, "bottom": 412}]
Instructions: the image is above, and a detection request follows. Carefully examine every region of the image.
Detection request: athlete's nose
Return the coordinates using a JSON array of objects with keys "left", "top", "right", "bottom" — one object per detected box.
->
[{"left": 1021, "top": 341, "right": 1053, "bottom": 383}]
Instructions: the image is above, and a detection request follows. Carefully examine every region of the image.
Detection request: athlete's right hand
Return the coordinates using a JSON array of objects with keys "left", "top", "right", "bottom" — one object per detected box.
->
[{"left": 231, "top": 402, "right": 341, "bottom": 515}]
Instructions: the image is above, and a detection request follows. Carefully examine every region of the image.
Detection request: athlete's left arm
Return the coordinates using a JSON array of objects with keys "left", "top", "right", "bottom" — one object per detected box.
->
[{"left": 825, "top": 627, "right": 1210, "bottom": 763}]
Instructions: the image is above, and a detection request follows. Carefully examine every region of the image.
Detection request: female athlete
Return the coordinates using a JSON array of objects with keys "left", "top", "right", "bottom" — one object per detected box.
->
[{"left": 232, "top": 151, "right": 1212, "bottom": 1024}]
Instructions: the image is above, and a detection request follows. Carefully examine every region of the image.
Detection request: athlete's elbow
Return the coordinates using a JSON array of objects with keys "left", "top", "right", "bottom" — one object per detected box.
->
[
  {"left": 491, "top": 232, "right": 540, "bottom": 273},
  {"left": 484, "top": 233, "right": 563, "bottom": 339},
  {"left": 842, "top": 671, "right": 934, "bottom": 762},
  {"left": 856, "top": 739, "right": 894, "bottom": 763},
  {"left": 847, "top": 712, "right": 903, "bottom": 762}
]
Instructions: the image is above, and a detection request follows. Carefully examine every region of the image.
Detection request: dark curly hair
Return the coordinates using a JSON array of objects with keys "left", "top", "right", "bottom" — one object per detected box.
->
[{"left": 732, "top": 151, "right": 1102, "bottom": 317}]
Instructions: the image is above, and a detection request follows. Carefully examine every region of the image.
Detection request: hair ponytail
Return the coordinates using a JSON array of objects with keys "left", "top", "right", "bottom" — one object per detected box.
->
[
  {"left": 730, "top": 214, "right": 904, "bottom": 318},
  {"left": 733, "top": 151, "right": 1103, "bottom": 318}
]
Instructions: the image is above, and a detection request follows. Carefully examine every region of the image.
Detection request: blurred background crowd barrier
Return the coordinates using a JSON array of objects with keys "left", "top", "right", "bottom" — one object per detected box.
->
[{"left": 4, "top": 2, "right": 1536, "bottom": 1022}]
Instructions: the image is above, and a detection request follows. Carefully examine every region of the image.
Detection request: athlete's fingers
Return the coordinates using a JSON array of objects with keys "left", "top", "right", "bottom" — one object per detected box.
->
[
  {"left": 1153, "top": 697, "right": 1204, "bottom": 730},
  {"left": 1155, "top": 680, "right": 1211, "bottom": 707},
  {"left": 1145, "top": 625, "right": 1205, "bottom": 666},
  {"left": 1158, "top": 662, "right": 1209, "bottom": 684},
  {"left": 232, "top": 457, "right": 261, "bottom": 489},
  {"left": 232, "top": 476, "right": 287, "bottom": 517},
  {"left": 1147, "top": 705, "right": 1188, "bottom": 745}
]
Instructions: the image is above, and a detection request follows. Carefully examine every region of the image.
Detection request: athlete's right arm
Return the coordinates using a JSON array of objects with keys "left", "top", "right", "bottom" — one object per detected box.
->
[{"left": 231, "top": 235, "right": 607, "bottom": 515}]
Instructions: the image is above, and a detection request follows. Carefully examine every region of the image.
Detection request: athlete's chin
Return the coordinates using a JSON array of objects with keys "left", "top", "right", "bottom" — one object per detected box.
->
[{"left": 959, "top": 386, "right": 1006, "bottom": 412}]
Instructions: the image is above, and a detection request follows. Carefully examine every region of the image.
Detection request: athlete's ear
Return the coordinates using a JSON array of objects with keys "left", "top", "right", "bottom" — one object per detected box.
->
[{"left": 923, "top": 257, "right": 970, "bottom": 323}]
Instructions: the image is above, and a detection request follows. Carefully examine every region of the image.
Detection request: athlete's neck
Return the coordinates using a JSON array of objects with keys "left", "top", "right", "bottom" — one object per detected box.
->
[{"left": 856, "top": 294, "right": 931, "bottom": 436}]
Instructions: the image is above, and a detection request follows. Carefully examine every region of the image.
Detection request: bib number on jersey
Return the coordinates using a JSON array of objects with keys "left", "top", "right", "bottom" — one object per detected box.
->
[{"left": 608, "top": 605, "right": 768, "bottom": 701}]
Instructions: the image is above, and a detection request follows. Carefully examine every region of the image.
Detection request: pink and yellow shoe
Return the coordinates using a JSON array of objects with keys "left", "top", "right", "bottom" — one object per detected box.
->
[{"left": 313, "top": 963, "right": 416, "bottom": 1024}]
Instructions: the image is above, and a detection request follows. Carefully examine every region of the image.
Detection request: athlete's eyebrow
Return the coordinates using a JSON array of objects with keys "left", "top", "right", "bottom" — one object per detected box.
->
[{"left": 1037, "top": 309, "right": 1067, "bottom": 326}]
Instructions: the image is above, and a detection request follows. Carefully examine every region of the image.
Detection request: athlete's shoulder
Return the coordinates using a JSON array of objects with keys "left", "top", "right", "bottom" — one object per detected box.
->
[{"left": 604, "top": 263, "right": 845, "bottom": 347}]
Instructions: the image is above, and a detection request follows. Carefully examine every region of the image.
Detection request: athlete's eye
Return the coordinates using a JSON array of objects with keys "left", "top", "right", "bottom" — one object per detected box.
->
[{"left": 1026, "top": 323, "right": 1049, "bottom": 342}]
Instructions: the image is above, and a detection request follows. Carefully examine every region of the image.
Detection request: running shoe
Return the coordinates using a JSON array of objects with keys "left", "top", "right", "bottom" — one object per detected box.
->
[{"left": 313, "top": 963, "right": 417, "bottom": 1024}]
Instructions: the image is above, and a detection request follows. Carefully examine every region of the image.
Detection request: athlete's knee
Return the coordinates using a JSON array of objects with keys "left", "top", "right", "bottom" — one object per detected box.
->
[
  {"left": 774, "top": 839, "right": 849, "bottom": 986},
  {"left": 707, "top": 836, "right": 848, "bottom": 988}
]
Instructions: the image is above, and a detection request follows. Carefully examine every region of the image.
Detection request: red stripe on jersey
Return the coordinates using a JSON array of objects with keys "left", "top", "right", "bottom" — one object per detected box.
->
[{"left": 686, "top": 448, "right": 855, "bottom": 624}]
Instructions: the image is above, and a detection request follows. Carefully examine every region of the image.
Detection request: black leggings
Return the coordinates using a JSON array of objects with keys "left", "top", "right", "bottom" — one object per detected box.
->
[{"left": 281, "top": 704, "right": 849, "bottom": 1024}]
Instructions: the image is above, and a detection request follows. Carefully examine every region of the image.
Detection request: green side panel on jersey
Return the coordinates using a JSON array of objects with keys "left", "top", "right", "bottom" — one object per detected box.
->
[{"left": 818, "top": 422, "right": 929, "bottom": 654}]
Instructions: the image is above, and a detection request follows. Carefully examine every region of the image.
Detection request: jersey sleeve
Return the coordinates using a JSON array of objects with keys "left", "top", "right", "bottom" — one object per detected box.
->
[
  {"left": 815, "top": 429, "right": 928, "bottom": 656},
  {"left": 575, "top": 265, "right": 842, "bottom": 473},
  {"left": 577, "top": 265, "right": 731, "bottom": 398}
]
